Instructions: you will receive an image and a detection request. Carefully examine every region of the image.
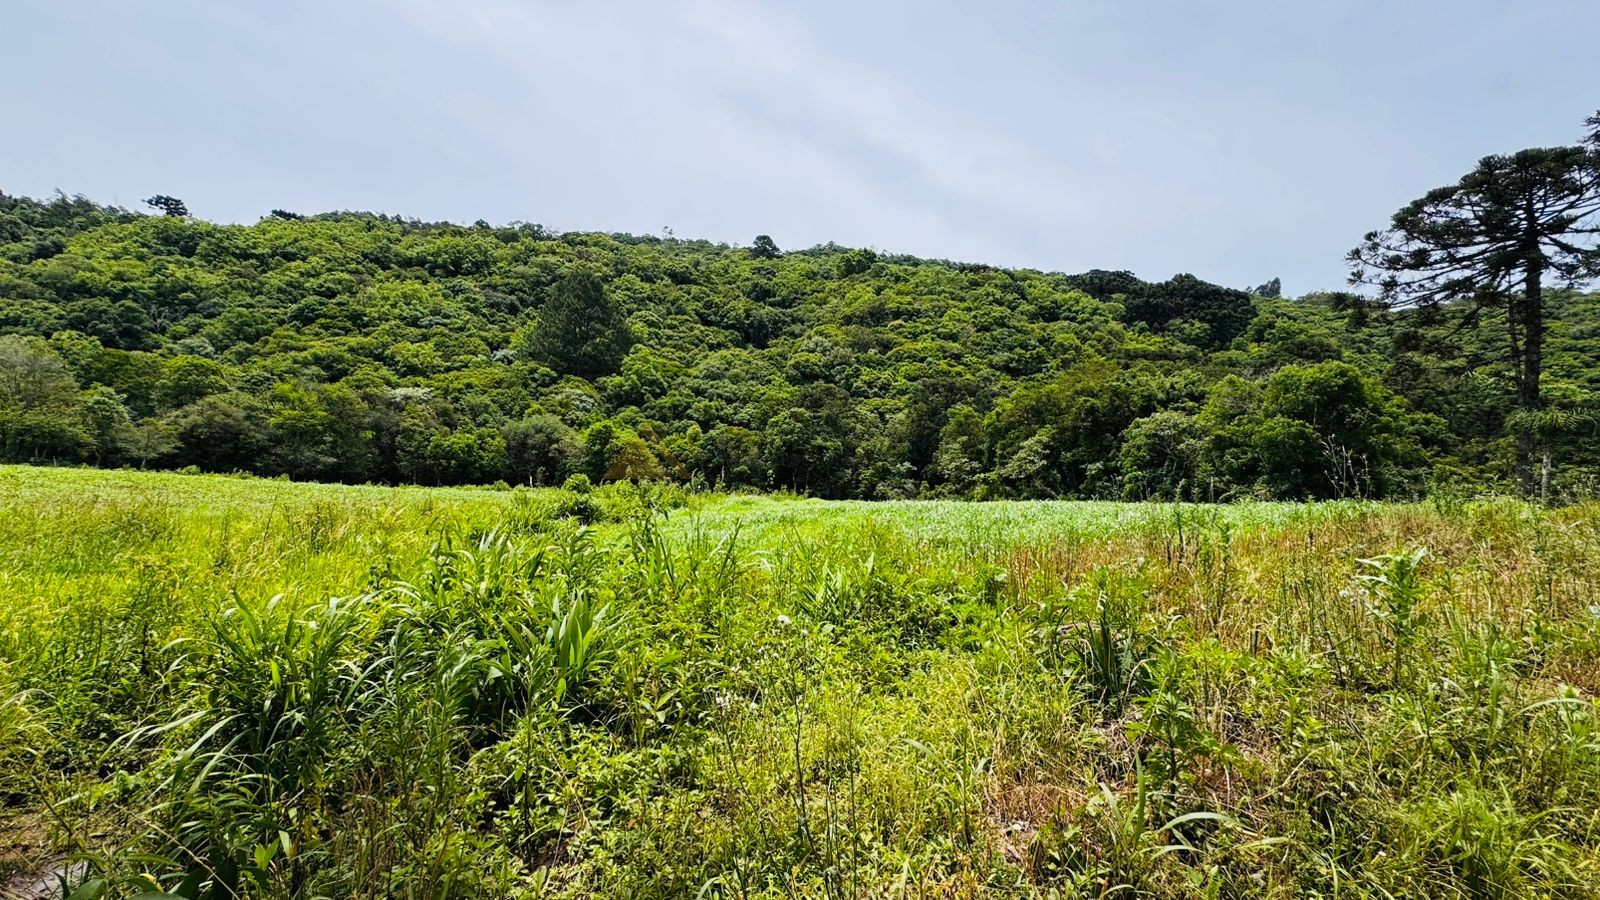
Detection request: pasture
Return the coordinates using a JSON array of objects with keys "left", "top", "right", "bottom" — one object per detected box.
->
[{"left": 3, "top": 466, "right": 1600, "bottom": 898}]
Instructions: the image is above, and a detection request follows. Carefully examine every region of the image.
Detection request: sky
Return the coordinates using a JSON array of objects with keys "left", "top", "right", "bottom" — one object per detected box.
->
[{"left": 2, "top": 1, "right": 1596, "bottom": 294}]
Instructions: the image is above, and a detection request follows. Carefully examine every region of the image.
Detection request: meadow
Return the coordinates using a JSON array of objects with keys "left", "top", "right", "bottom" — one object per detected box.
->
[{"left": 3, "top": 465, "right": 1600, "bottom": 899}]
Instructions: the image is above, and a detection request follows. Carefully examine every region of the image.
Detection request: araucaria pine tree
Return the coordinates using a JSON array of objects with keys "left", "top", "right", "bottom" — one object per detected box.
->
[{"left": 1348, "top": 114, "right": 1600, "bottom": 495}]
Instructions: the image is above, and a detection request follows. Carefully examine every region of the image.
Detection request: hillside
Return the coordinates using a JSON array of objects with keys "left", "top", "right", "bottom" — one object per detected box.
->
[{"left": 2, "top": 190, "right": 1596, "bottom": 499}]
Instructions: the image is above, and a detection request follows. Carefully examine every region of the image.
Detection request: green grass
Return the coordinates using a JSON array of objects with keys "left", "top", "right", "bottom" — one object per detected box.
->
[{"left": 3, "top": 465, "right": 1600, "bottom": 898}]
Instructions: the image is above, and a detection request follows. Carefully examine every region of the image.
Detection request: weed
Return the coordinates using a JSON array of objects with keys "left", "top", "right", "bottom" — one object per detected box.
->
[{"left": 1, "top": 467, "right": 1597, "bottom": 898}]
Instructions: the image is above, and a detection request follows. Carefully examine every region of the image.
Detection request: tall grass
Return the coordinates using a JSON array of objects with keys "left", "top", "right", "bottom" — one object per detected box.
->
[{"left": 2, "top": 465, "right": 1599, "bottom": 897}]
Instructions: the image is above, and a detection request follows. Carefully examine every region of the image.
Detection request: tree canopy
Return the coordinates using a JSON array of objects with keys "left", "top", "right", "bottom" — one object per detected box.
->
[
  {"left": 1, "top": 184, "right": 1597, "bottom": 499},
  {"left": 1349, "top": 138, "right": 1600, "bottom": 494},
  {"left": 515, "top": 271, "right": 632, "bottom": 379}
]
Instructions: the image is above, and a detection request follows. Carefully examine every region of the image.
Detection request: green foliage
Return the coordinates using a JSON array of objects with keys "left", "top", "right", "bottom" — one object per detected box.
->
[
  {"left": 1349, "top": 127, "right": 1600, "bottom": 495},
  {"left": 516, "top": 270, "right": 632, "bottom": 379},
  {"left": 1124, "top": 273, "right": 1256, "bottom": 348},
  {"left": 0, "top": 188, "right": 1596, "bottom": 497},
  {"left": 749, "top": 234, "right": 781, "bottom": 260},
  {"left": 1120, "top": 410, "right": 1203, "bottom": 500},
  {"left": 501, "top": 413, "right": 578, "bottom": 486},
  {"left": 144, "top": 194, "right": 189, "bottom": 217},
  {"left": 1357, "top": 548, "right": 1430, "bottom": 688},
  {"left": 1, "top": 468, "right": 1599, "bottom": 896}
]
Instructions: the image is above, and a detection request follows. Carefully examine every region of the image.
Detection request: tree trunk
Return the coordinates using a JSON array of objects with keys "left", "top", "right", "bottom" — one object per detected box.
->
[{"left": 1513, "top": 254, "right": 1544, "bottom": 497}]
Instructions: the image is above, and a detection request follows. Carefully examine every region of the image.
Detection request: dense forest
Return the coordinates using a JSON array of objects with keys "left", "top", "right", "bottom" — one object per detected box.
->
[{"left": 1, "top": 189, "right": 1596, "bottom": 500}]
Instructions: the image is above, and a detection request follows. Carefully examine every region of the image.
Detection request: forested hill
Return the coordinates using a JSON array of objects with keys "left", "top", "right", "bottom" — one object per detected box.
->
[{"left": 1, "top": 190, "right": 1596, "bottom": 500}]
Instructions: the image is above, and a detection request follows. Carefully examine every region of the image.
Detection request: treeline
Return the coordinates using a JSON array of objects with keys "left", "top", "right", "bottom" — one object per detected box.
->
[{"left": 1, "top": 190, "right": 1596, "bottom": 500}]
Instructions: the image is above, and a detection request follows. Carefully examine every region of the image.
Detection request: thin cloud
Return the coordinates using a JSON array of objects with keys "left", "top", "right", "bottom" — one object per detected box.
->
[
  {"left": 381, "top": 0, "right": 1099, "bottom": 265},
  {"left": 9, "top": 0, "right": 1591, "bottom": 290}
]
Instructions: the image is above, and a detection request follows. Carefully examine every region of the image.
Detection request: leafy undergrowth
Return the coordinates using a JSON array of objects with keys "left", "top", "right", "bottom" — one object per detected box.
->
[{"left": 3, "top": 466, "right": 1600, "bottom": 898}]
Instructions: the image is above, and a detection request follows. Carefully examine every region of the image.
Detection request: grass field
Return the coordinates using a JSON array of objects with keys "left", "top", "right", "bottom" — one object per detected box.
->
[{"left": 3, "top": 466, "right": 1600, "bottom": 898}]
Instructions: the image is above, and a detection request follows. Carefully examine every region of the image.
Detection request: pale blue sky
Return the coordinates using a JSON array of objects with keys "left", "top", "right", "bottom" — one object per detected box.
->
[{"left": 3, "top": 1, "right": 1596, "bottom": 293}]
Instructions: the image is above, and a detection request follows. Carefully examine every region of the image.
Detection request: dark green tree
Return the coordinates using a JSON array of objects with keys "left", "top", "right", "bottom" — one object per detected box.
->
[
  {"left": 1123, "top": 274, "right": 1255, "bottom": 348},
  {"left": 1065, "top": 269, "right": 1142, "bottom": 301},
  {"left": 762, "top": 407, "right": 846, "bottom": 494},
  {"left": 144, "top": 195, "right": 189, "bottom": 217},
  {"left": 61, "top": 299, "right": 154, "bottom": 350},
  {"left": 502, "top": 414, "right": 578, "bottom": 485},
  {"left": 1254, "top": 361, "right": 1421, "bottom": 499},
  {"left": 169, "top": 394, "right": 262, "bottom": 472},
  {"left": 750, "top": 234, "right": 781, "bottom": 259},
  {"left": 696, "top": 424, "right": 764, "bottom": 487},
  {"left": 517, "top": 272, "right": 632, "bottom": 378},
  {"left": 1348, "top": 134, "right": 1600, "bottom": 494},
  {"left": 838, "top": 248, "right": 877, "bottom": 277}
]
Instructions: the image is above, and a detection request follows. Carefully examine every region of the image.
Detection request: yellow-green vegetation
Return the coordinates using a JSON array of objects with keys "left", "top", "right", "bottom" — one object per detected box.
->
[{"left": 4, "top": 465, "right": 1600, "bottom": 898}]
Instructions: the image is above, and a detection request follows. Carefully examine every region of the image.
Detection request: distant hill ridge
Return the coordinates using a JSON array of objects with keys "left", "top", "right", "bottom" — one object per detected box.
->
[{"left": 1, "top": 190, "right": 1596, "bottom": 499}]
